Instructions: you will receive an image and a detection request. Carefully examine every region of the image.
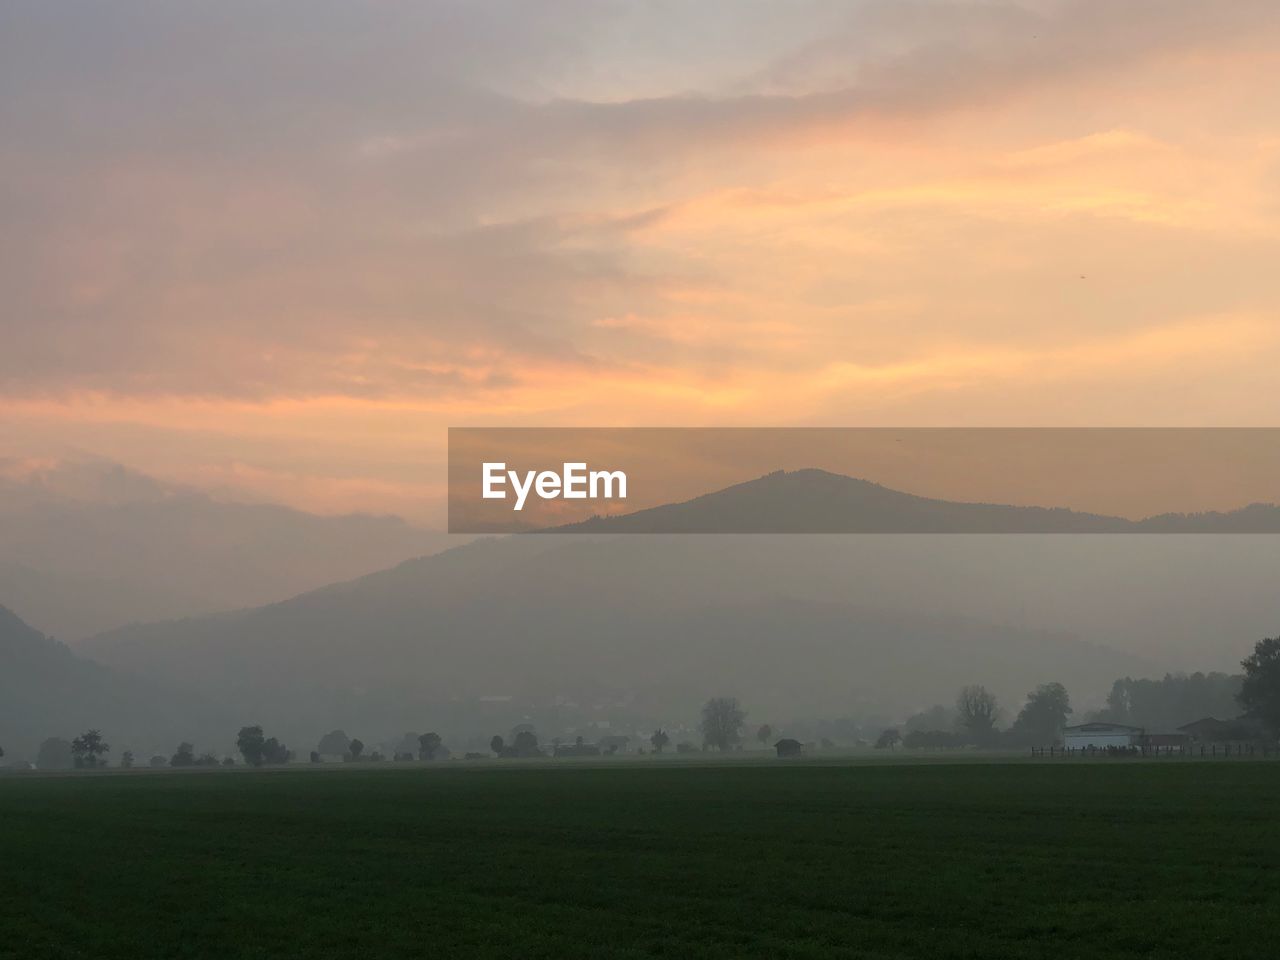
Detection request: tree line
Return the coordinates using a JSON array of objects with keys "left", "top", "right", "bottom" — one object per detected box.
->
[
  {"left": 873, "top": 681, "right": 1072, "bottom": 751},
  {"left": 871, "top": 637, "right": 1280, "bottom": 750},
  {"left": 10, "top": 634, "right": 1280, "bottom": 768}
]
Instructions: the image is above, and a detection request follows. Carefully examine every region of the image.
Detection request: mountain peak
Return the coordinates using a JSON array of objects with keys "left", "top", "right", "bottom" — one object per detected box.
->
[
  {"left": 542, "top": 468, "right": 1128, "bottom": 534},
  {"left": 541, "top": 468, "right": 1280, "bottom": 534}
]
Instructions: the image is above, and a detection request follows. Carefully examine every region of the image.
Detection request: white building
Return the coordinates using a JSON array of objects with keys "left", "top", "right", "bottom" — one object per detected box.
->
[{"left": 1062, "top": 722, "right": 1143, "bottom": 750}]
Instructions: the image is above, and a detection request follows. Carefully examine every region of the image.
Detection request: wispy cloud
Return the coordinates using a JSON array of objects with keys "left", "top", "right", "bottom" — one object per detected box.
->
[{"left": 3, "top": 1, "right": 1279, "bottom": 518}]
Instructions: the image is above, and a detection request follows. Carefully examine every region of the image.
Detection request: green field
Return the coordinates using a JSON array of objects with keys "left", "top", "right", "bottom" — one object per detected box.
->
[{"left": 2, "top": 759, "right": 1278, "bottom": 959}]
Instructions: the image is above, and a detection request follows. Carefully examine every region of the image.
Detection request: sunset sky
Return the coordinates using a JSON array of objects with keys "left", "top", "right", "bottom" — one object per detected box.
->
[{"left": 4, "top": 1, "right": 1280, "bottom": 524}]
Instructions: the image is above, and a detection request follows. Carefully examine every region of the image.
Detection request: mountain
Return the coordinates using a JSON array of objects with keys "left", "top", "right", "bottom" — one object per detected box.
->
[
  {"left": 546, "top": 468, "right": 1280, "bottom": 533},
  {"left": 46, "top": 467, "right": 1280, "bottom": 752},
  {"left": 0, "top": 604, "right": 228, "bottom": 762},
  {"left": 79, "top": 533, "right": 1160, "bottom": 749},
  {"left": 0, "top": 460, "right": 460, "bottom": 639}
]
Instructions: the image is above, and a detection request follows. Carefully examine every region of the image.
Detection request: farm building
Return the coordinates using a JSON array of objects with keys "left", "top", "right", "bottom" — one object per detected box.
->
[
  {"left": 775, "top": 738, "right": 803, "bottom": 759},
  {"left": 1177, "top": 717, "right": 1267, "bottom": 744},
  {"left": 1062, "top": 722, "right": 1143, "bottom": 750}
]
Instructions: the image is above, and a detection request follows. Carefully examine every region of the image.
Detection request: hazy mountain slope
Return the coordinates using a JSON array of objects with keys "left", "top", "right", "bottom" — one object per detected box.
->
[
  {"left": 0, "top": 461, "right": 457, "bottom": 639},
  {"left": 80, "top": 535, "right": 1158, "bottom": 746},
  {"left": 549, "top": 469, "right": 1280, "bottom": 533},
  {"left": 0, "top": 561, "right": 218, "bottom": 642},
  {"left": 71, "top": 464, "right": 1280, "bottom": 747},
  {"left": 0, "top": 604, "right": 228, "bottom": 762}
]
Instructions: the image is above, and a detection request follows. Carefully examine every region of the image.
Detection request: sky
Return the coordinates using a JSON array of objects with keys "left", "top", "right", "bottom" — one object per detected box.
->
[{"left": 3, "top": 0, "right": 1280, "bottom": 525}]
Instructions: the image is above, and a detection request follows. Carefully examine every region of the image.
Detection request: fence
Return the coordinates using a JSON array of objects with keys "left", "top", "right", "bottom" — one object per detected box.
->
[{"left": 1030, "top": 743, "right": 1277, "bottom": 758}]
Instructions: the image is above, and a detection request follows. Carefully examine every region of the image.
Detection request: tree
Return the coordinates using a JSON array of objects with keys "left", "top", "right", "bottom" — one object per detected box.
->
[
  {"left": 875, "top": 728, "right": 901, "bottom": 750},
  {"left": 237, "top": 726, "right": 266, "bottom": 766},
  {"left": 261, "top": 737, "right": 291, "bottom": 765},
  {"left": 120, "top": 750, "right": 134, "bottom": 769},
  {"left": 71, "top": 729, "right": 110, "bottom": 768},
  {"left": 316, "top": 730, "right": 351, "bottom": 757},
  {"left": 37, "top": 738, "right": 73, "bottom": 770},
  {"left": 418, "top": 732, "right": 442, "bottom": 760},
  {"left": 348, "top": 738, "right": 365, "bottom": 761},
  {"left": 489, "top": 735, "right": 505, "bottom": 756},
  {"left": 756, "top": 724, "right": 773, "bottom": 747},
  {"left": 1012, "top": 683, "right": 1072, "bottom": 744},
  {"left": 512, "top": 730, "right": 540, "bottom": 757},
  {"left": 170, "top": 742, "right": 196, "bottom": 767},
  {"left": 700, "top": 697, "right": 745, "bottom": 752},
  {"left": 904, "top": 704, "right": 956, "bottom": 733},
  {"left": 650, "top": 729, "right": 670, "bottom": 753},
  {"left": 956, "top": 686, "right": 1000, "bottom": 744},
  {"left": 1240, "top": 635, "right": 1280, "bottom": 733},
  {"left": 1100, "top": 672, "right": 1241, "bottom": 729}
]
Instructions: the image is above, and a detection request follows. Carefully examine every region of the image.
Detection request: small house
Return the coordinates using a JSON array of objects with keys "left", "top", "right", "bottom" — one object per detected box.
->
[
  {"left": 774, "top": 738, "right": 803, "bottom": 759},
  {"left": 1062, "top": 722, "right": 1143, "bottom": 750}
]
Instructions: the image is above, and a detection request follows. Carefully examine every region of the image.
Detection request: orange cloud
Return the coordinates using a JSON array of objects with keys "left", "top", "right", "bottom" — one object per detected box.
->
[{"left": 5, "top": 1, "right": 1280, "bottom": 520}]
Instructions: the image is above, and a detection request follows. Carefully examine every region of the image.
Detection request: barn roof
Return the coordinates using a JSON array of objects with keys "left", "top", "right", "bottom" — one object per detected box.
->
[
  {"left": 1176, "top": 717, "right": 1227, "bottom": 733},
  {"left": 1063, "top": 722, "right": 1143, "bottom": 733}
]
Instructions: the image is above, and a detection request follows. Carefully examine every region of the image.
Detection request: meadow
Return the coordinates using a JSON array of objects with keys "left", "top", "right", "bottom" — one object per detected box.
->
[{"left": 2, "top": 757, "right": 1278, "bottom": 959}]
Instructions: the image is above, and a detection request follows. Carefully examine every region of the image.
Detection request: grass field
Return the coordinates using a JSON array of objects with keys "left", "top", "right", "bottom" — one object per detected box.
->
[{"left": 3, "top": 758, "right": 1278, "bottom": 959}]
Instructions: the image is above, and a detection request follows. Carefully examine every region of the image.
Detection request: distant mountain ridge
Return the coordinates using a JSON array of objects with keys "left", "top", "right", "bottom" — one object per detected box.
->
[
  {"left": 18, "top": 471, "right": 1278, "bottom": 757},
  {"left": 0, "top": 459, "right": 458, "bottom": 639},
  {"left": 0, "top": 604, "right": 227, "bottom": 761},
  {"left": 77, "top": 533, "right": 1157, "bottom": 749},
  {"left": 545, "top": 469, "right": 1280, "bottom": 533}
]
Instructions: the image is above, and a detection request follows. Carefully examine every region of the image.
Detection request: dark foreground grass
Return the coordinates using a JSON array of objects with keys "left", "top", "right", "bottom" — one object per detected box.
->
[{"left": 2, "top": 760, "right": 1279, "bottom": 959}]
